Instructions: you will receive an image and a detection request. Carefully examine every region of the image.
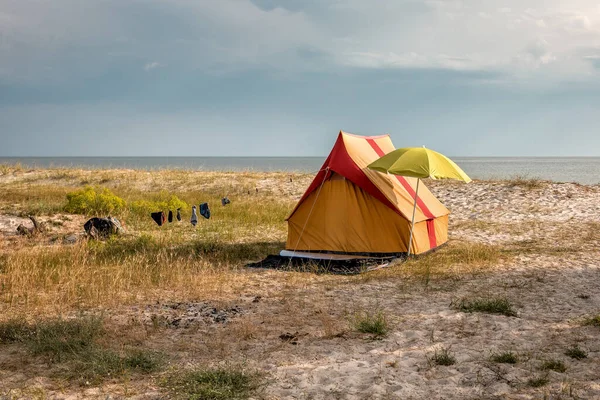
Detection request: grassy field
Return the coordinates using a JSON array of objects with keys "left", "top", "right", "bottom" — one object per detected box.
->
[{"left": 0, "top": 164, "right": 599, "bottom": 399}]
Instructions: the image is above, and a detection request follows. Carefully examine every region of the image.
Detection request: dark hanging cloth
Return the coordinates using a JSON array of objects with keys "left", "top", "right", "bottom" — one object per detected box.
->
[
  {"left": 191, "top": 206, "right": 198, "bottom": 226},
  {"left": 151, "top": 211, "right": 165, "bottom": 226},
  {"left": 199, "top": 203, "right": 211, "bottom": 219},
  {"left": 176, "top": 208, "right": 182, "bottom": 221},
  {"left": 168, "top": 210, "right": 173, "bottom": 223},
  {"left": 221, "top": 197, "right": 230, "bottom": 206}
]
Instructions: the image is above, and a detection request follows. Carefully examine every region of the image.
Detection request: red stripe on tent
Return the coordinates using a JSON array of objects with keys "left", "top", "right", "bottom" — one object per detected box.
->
[
  {"left": 426, "top": 219, "right": 437, "bottom": 249},
  {"left": 366, "top": 138, "right": 437, "bottom": 250}
]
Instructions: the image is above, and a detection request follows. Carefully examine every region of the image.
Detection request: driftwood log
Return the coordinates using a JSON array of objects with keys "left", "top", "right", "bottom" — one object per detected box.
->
[{"left": 16, "top": 216, "right": 45, "bottom": 237}]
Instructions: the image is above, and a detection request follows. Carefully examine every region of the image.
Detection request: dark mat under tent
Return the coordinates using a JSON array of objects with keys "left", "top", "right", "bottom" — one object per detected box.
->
[{"left": 246, "top": 254, "right": 400, "bottom": 275}]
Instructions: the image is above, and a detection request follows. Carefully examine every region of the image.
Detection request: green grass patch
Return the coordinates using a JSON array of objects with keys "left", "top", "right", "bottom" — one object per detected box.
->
[
  {"left": 429, "top": 346, "right": 456, "bottom": 366},
  {"left": 68, "top": 348, "right": 164, "bottom": 384},
  {"left": 351, "top": 310, "right": 389, "bottom": 337},
  {"left": 1, "top": 316, "right": 163, "bottom": 384},
  {"left": 540, "top": 359, "right": 567, "bottom": 373},
  {"left": 123, "top": 348, "right": 164, "bottom": 372},
  {"left": 490, "top": 351, "right": 518, "bottom": 364},
  {"left": 0, "top": 320, "right": 34, "bottom": 344},
  {"left": 163, "top": 366, "right": 261, "bottom": 400},
  {"left": 27, "top": 316, "right": 104, "bottom": 361},
  {"left": 454, "top": 297, "right": 517, "bottom": 317},
  {"left": 527, "top": 375, "right": 549, "bottom": 387},
  {"left": 582, "top": 315, "right": 600, "bottom": 327},
  {"left": 565, "top": 345, "right": 587, "bottom": 360}
]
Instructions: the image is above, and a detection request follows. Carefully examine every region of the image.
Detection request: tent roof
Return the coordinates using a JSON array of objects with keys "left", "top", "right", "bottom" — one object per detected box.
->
[{"left": 287, "top": 131, "right": 450, "bottom": 223}]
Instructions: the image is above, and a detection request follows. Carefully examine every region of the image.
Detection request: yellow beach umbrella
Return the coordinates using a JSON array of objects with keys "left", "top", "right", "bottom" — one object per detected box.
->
[{"left": 368, "top": 146, "right": 471, "bottom": 256}]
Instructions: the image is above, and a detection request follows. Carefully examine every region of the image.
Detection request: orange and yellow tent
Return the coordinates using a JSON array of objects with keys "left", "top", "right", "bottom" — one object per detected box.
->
[{"left": 286, "top": 131, "right": 449, "bottom": 256}]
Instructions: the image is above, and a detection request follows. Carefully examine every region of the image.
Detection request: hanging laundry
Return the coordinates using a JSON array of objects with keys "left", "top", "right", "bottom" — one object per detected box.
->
[
  {"left": 199, "top": 203, "right": 211, "bottom": 219},
  {"left": 176, "top": 208, "right": 182, "bottom": 222},
  {"left": 221, "top": 197, "right": 230, "bottom": 206},
  {"left": 168, "top": 210, "right": 173, "bottom": 223},
  {"left": 151, "top": 211, "right": 166, "bottom": 226},
  {"left": 190, "top": 206, "right": 198, "bottom": 226}
]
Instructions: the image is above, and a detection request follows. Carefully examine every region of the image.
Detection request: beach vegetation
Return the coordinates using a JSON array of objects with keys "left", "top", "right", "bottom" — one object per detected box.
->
[
  {"left": 582, "top": 315, "right": 600, "bottom": 327},
  {"left": 540, "top": 359, "right": 567, "bottom": 373},
  {"left": 0, "top": 315, "right": 163, "bottom": 384},
  {"left": 565, "top": 345, "right": 587, "bottom": 360},
  {"left": 129, "top": 192, "right": 188, "bottom": 217},
  {"left": 351, "top": 310, "right": 389, "bottom": 338},
  {"left": 429, "top": 346, "right": 456, "bottom": 366},
  {"left": 508, "top": 175, "right": 545, "bottom": 190},
  {"left": 64, "top": 186, "right": 126, "bottom": 216},
  {"left": 453, "top": 297, "right": 517, "bottom": 317},
  {"left": 527, "top": 375, "right": 549, "bottom": 387},
  {"left": 490, "top": 351, "right": 518, "bottom": 364},
  {"left": 162, "top": 366, "right": 262, "bottom": 400}
]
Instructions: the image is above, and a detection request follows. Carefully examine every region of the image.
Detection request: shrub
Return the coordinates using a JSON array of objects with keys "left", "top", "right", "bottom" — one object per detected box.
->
[
  {"left": 454, "top": 297, "right": 517, "bottom": 317},
  {"left": 540, "top": 359, "right": 566, "bottom": 373},
  {"left": 490, "top": 351, "right": 518, "bottom": 364},
  {"left": 163, "top": 366, "right": 261, "bottom": 400},
  {"left": 565, "top": 345, "right": 587, "bottom": 360},
  {"left": 65, "top": 187, "right": 126, "bottom": 216},
  {"left": 429, "top": 346, "right": 456, "bottom": 366},
  {"left": 130, "top": 193, "right": 188, "bottom": 217},
  {"left": 351, "top": 310, "right": 389, "bottom": 337},
  {"left": 527, "top": 375, "right": 549, "bottom": 387}
]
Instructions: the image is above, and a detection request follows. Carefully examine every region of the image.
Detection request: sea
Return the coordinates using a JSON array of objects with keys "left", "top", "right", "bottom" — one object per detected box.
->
[{"left": 1, "top": 157, "right": 599, "bottom": 185}]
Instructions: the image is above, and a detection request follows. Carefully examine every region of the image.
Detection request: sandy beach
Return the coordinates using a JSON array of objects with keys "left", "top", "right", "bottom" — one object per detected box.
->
[{"left": 0, "top": 167, "right": 599, "bottom": 399}]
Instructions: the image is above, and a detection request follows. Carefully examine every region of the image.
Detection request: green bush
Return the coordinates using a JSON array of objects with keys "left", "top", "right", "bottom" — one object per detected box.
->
[
  {"left": 65, "top": 187, "right": 126, "bottom": 216},
  {"left": 130, "top": 193, "right": 188, "bottom": 217}
]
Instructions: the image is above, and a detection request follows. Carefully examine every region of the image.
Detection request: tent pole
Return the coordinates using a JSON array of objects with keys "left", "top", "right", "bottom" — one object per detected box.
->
[{"left": 407, "top": 178, "right": 420, "bottom": 257}]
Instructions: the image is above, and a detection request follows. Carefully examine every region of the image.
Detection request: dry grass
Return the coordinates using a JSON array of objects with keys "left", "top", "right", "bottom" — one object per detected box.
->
[
  {"left": 506, "top": 175, "right": 546, "bottom": 190},
  {"left": 0, "top": 239, "right": 269, "bottom": 317},
  {"left": 0, "top": 168, "right": 307, "bottom": 317},
  {"left": 358, "top": 241, "right": 504, "bottom": 286}
]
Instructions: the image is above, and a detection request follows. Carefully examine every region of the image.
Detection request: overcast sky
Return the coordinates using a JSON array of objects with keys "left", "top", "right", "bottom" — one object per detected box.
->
[{"left": 1, "top": 0, "right": 600, "bottom": 156}]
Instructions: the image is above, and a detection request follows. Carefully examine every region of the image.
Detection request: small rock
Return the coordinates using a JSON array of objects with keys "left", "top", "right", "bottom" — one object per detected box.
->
[{"left": 63, "top": 234, "right": 79, "bottom": 245}]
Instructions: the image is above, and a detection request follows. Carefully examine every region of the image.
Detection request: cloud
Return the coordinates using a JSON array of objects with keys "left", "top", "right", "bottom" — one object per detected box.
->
[
  {"left": 1, "top": 0, "right": 600, "bottom": 86},
  {"left": 143, "top": 62, "right": 162, "bottom": 71}
]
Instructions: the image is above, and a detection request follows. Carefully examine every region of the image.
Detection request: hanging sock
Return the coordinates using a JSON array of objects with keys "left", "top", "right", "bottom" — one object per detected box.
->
[
  {"left": 151, "top": 211, "right": 165, "bottom": 226},
  {"left": 200, "top": 203, "right": 211, "bottom": 219},
  {"left": 191, "top": 206, "right": 198, "bottom": 226},
  {"left": 221, "top": 197, "right": 230, "bottom": 206},
  {"left": 176, "top": 208, "right": 182, "bottom": 222},
  {"left": 168, "top": 210, "right": 173, "bottom": 223}
]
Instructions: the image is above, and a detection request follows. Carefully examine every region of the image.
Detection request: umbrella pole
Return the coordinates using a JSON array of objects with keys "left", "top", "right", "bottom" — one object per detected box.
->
[{"left": 407, "top": 178, "right": 420, "bottom": 257}]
